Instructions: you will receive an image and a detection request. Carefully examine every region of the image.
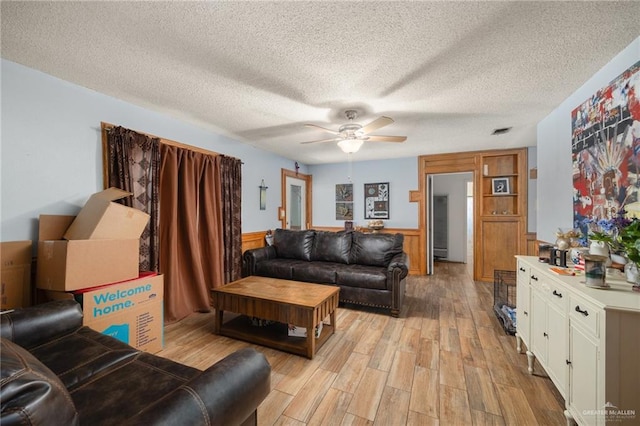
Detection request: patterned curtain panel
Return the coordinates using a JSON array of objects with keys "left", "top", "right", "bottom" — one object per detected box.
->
[
  {"left": 107, "top": 126, "right": 160, "bottom": 272},
  {"left": 220, "top": 155, "right": 243, "bottom": 282}
]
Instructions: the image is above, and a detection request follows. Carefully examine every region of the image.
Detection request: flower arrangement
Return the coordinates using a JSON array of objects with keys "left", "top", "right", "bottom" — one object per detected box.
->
[
  {"left": 616, "top": 218, "right": 640, "bottom": 266},
  {"left": 578, "top": 210, "right": 640, "bottom": 288}
]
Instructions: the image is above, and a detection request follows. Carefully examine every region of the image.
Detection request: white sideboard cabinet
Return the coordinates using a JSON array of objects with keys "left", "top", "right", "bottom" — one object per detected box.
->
[{"left": 515, "top": 256, "right": 640, "bottom": 426}]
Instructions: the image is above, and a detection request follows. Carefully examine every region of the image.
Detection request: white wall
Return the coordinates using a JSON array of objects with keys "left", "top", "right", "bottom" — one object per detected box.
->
[
  {"left": 537, "top": 37, "right": 639, "bottom": 243},
  {"left": 433, "top": 173, "right": 472, "bottom": 262},
  {"left": 308, "top": 157, "right": 419, "bottom": 229},
  {"left": 0, "top": 59, "right": 303, "bottom": 242}
]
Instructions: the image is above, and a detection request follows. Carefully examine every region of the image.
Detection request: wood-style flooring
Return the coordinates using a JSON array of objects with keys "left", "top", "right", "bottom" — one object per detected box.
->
[{"left": 157, "top": 263, "right": 566, "bottom": 425}]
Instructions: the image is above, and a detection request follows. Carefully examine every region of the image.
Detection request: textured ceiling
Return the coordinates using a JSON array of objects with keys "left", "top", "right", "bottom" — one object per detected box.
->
[{"left": 2, "top": 1, "right": 639, "bottom": 164}]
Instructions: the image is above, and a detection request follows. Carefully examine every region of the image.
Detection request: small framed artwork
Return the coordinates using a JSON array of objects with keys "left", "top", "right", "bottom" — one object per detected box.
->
[
  {"left": 335, "top": 183, "right": 354, "bottom": 220},
  {"left": 492, "top": 178, "right": 510, "bottom": 194},
  {"left": 364, "top": 182, "right": 389, "bottom": 219}
]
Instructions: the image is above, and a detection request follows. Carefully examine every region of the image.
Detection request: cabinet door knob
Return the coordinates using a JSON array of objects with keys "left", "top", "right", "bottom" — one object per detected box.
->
[
  {"left": 552, "top": 290, "right": 563, "bottom": 298},
  {"left": 575, "top": 306, "right": 589, "bottom": 316},
  {"left": 519, "top": 267, "right": 526, "bottom": 272},
  {"left": 566, "top": 359, "right": 572, "bottom": 365},
  {"left": 543, "top": 332, "right": 548, "bottom": 337},
  {"left": 531, "top": 275, "right": 538, "bottom": 281},
  {"left": 523, "top": 311, "right": 528, "bottom": 316}
]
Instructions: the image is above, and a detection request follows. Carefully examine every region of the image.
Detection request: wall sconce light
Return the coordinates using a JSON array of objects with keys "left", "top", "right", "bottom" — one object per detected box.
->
[{"left": 259, "top": 179, "right": 268, "bottom": 210}]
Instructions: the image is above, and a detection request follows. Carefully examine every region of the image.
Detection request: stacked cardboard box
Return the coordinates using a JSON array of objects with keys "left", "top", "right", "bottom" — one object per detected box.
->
[
  {"left": 37, "top": 188, "right": 149, "bottom": 291},
  {"left": 36, "top": 188, "right": 163, "bottom": 353},
  {"left": 1, "top": 241, "right": 33, "bottom": 310},
  {"left": 77, "top": 273, "right": 164, "bottom": 353}
]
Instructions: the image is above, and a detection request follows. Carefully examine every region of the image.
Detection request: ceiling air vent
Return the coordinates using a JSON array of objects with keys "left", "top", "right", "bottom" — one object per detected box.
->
[{"left": 492, "top": 127, "right": 512, "bottom": 135}]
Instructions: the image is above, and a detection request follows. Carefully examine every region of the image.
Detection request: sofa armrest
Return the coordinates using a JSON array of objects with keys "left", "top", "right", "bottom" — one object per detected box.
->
[
  {"left": 125, "top": 348, "right": 271, "bottom": 426},
  {"left": 1, "top": 338, "right": 80, "bottom": 426},
  {"left": 387, "top": 253, "right": 409, "bottom": 317},
  {"left": 0, "top": 300, "right": 83, "bottom": 349},
  {"left": 243, "top": 246, "right": 277, "bottom": 276},
  {"left": 387, "top": 252, "right": 409, "bottom": 280}
]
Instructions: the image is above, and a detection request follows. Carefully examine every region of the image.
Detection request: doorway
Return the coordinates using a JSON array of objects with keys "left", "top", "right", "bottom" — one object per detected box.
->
[
  {"left": 281, "top": 169, "right": 312, "bottom": 230},
  {"left": 427, "top": 172, "right": 474, "bottom": 274}
]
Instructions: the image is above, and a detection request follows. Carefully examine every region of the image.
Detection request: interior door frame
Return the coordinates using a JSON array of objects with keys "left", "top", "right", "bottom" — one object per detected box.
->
[
  {"left": 280, "top": 168, "right": 312, "bottom": 229},
  {"left": 418, "top": 153, "right": 478, "bottom": 277}
]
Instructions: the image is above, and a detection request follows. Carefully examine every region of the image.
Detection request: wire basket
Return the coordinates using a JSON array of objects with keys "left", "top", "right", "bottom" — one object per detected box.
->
[{"left": 493, "top": 270, "right": 516, "bottom": 335}]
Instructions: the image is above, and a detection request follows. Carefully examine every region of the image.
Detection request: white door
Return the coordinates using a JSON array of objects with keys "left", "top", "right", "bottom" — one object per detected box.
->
[{"left": 285, "top": 176, "right": 307, "bottom": 230}]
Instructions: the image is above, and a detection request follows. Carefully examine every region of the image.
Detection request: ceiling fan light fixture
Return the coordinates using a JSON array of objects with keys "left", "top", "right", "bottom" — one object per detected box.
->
[{"left": 337, "top": 139, "right": 364, "bottom": 153}]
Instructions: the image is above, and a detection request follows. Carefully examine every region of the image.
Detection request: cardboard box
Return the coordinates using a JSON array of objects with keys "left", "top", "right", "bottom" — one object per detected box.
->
[
  {"left": 37, "top": 215, "right": 140, "bottom": 291},
  {"left": 64, "top": 188, "right": 150, "bottom": 240},
  {"left": 1, "top": 241, "right": 33, "bottom": 310},
  {"left": 79, "top": 274, "right": 164, "bottom": 353}
]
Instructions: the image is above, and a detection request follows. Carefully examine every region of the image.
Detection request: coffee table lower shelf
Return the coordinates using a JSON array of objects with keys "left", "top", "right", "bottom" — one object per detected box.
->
[{"left": 218, "top": 314, "right": 334, "bottom": 358}]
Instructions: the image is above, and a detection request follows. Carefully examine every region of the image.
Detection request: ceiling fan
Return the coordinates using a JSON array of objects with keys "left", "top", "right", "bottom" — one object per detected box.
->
[{"left": 301, "top": 110, "right": 407, "bottom": 153}]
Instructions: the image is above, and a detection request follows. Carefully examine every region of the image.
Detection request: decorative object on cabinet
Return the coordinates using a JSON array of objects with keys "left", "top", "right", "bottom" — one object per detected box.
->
[
  {"left": 259, "top": 179, "right": 268, "bottom": 210},
  {"left": 364, "top": 182, "right": 389, "bottom": 219},
  {"left": 367, "top": 220, "right": 384, "bottom": 232},
  {"left": 583, "top": 254, "right": 609, "bottom": 288},
  {"left": 491, "top": 177, "right": 510, "bottom": 194},
  {"left": 538, "top": 243, "right": 553, "bottom": 263}
]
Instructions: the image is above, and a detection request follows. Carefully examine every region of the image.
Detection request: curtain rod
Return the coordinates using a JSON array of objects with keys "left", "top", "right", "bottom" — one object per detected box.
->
[{"left": 101, "top": 122, "right": 243, "bottom": 163}]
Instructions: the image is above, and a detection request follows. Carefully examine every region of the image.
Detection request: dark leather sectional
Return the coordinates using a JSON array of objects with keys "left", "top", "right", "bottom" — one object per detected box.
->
[
  {"left": 243, "top": 229, "right": 409, "bottom": 317},
  {"left": 0, "top": 300, "right": 271, "bottom": 425}
]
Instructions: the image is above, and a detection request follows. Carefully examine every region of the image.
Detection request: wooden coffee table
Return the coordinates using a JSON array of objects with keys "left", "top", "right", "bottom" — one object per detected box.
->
[{"left": 211, "top": 276, "right": 339, "bottom": 359}]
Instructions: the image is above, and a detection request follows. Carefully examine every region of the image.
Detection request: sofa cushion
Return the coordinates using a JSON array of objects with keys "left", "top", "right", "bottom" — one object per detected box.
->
[
  {"left": 256, "top": 258, "right": 311, "bottom": 280},
  {"left": 29, "top": 327, "right": 139, "bottom": 390},
  {"left": 350, "top": 232, "right": 404, "bottom": 267},
  {"left": 69, "top": 353, "right": 197, "bottom": 425},
  {"left": 336, "top": 265, "right": 388, "bottom": 290},
  {"left": 273, "top": 229, "right": 315, "bottom": 261},
  {"left": 311, "top": 231, "right": 351, "bottom": 264},
  {"left": 1, "top": 338, "right": 79, "bottom": 426},
  {"left": 292, "top": 262, "right": 338, "bottom": 284}
]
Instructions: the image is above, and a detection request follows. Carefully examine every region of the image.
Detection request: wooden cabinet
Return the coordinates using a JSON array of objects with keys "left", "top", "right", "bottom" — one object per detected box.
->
[
  {"left": 515, "top": 261, "right": 531, "bottom": 356},
  {"left": 516, "top": 256, "right": 640, "bottom": 426},
  {"left": 530, "top": 277, "right": 568, "bottom": 397},
  {"left": 568, "top": 313, "right": 599, "bottom": 425},
  {"left": 477, "top": 149, "right": 527, "bottom": 281}
]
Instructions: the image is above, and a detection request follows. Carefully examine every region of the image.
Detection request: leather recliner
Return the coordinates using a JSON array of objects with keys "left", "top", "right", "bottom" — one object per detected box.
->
[{"left": 0, "top": 300, "right": 271, "bottom": 426}]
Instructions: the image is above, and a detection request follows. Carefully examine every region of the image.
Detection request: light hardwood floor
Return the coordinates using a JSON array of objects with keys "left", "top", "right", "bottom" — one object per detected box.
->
[{"left": 158, "top": 263, "right": 565, "bottom": 425}]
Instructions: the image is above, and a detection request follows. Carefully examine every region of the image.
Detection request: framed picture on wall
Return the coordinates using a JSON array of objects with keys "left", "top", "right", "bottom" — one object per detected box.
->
[
  {"left": 364, "top": 182, "right": 389, "bottom": 219},
  {"left": 335, "top": 184, "right": 353, "bottom": 220},
  {"left": 492, "top": 178, "right": 510, "bottom": 194}
]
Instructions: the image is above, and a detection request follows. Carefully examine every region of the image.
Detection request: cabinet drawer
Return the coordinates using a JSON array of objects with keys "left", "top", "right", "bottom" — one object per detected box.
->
[
  {"left": 569, "top": 294, "right": 599, "bottom": 337},
  {"left": 548, "top": 281, "right": 567, "bottom": 310}
]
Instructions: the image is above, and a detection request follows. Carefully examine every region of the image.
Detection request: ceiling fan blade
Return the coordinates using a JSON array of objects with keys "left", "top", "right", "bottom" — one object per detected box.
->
[
  {"left": 366, "top": 135, "right": 407, "bottom": 143},
  {"left": 304, "top": 124, "right": 340, "bottom": 135},
  {"left": 359, "top": 116, "right": 394, "bottom": 135},
  {"left": 301, "top": 137, "right": 341, "bottom": 145}
]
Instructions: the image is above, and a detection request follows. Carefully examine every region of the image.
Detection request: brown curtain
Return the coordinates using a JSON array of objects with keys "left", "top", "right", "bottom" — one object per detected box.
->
[
  {"left": 107, "top": 126, "right": 160, "bottom": 272},
  {"left": 159, "top": 144, "right": 225, "bottom": 322},
  {"left": 220, "top": 155, "right": 242, "bottom": 282}
]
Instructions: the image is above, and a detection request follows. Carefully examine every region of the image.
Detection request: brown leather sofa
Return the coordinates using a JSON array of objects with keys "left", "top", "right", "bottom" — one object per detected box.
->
[
  {"left": 0, "top": 300, "right": 271, "bottom": 426},
  {"left": 243, "top": 229, "right": 409, "bottom": 317}
]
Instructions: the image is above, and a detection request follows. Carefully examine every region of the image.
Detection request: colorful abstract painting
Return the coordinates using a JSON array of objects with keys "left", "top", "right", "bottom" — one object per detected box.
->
[{"left": 572, "top": 60, "right": 640, "bottom": 232}]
